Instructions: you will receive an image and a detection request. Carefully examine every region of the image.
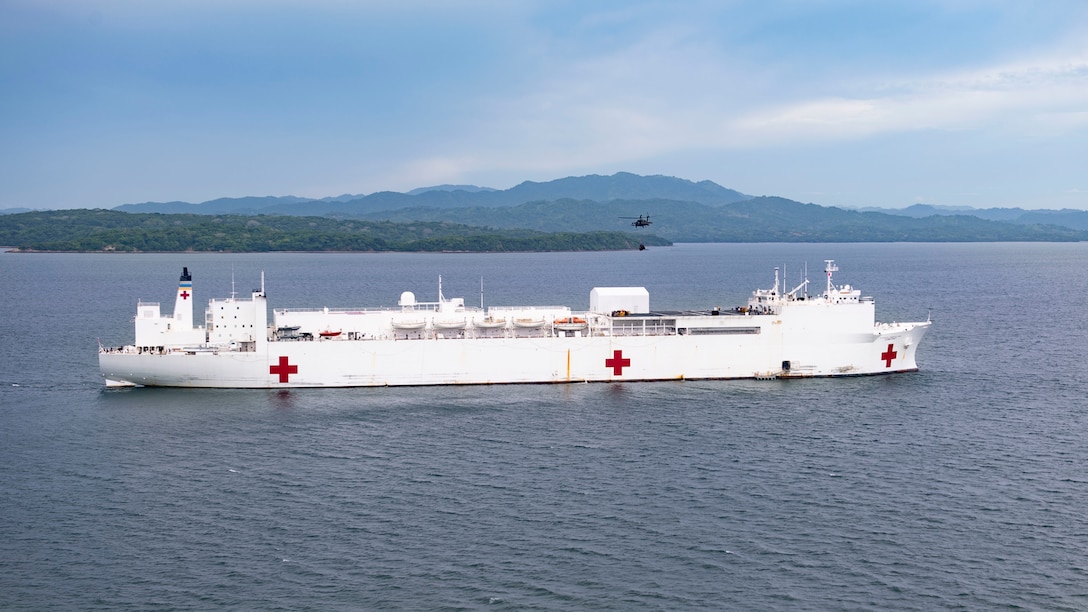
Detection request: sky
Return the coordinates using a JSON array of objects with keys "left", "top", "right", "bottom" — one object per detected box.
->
[{"left": 2, "top": 0, "right": 1087, "bottom": 211}]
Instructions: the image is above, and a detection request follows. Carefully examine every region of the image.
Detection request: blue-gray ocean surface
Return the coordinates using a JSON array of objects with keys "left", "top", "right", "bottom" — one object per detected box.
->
[{"left": 1, "top": 243, "right": 1086, "bottom": 611}]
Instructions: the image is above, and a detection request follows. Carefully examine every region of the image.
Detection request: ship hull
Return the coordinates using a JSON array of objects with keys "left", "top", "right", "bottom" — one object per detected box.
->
[{"left": 100, "top": 320, "right": 929, "bottom": 388}]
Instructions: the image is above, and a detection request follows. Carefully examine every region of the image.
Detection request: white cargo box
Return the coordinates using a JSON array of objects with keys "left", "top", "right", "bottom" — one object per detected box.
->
[{"left": 590, "top": 287, "right": 649, "bottom": 314}]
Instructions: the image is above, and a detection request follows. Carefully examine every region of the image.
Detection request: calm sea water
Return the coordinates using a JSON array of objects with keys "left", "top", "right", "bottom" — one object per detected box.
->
[{"left": 2, "top": 243, "right": 1087, "bottom": 610}]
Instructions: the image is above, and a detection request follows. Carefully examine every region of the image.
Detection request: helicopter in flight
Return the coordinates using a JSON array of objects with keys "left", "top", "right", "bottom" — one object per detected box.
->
[
  {"left": 619, "top": 215, "right": 653, "bottom": 251},
  {"left": 621, "top": 214, "right": 652, "bottom": 228}
]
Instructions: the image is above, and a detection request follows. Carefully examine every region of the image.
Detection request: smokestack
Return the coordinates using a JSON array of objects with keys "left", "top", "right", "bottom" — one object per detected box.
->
[{"left": 174, "top": 267, "right": 194, "bottom": 329}]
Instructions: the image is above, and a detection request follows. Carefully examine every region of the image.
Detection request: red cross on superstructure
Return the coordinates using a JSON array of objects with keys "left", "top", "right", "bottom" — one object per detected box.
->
[
  {"left": 179, "top": 290, "right": 190, "bottom": 300},
  {"left": 270, "top": 355, "right": 298, "bottom": 383},
  {"left": 605, "top": 349, "right": 631, "bottom": 375},
  {"left": 881, "top": 343, "right": 897, "bottom": 368}
]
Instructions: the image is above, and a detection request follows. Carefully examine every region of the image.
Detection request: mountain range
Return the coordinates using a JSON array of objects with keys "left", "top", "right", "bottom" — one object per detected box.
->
[
  {"left": 857, "top": 203, "right": 1088, "bottom": 231},
  {"left": 4, "top": 172, "right": 1087, "bottom": 242},
  {"left": 110, "top": 172, "right": 751, "bottom": 217}
]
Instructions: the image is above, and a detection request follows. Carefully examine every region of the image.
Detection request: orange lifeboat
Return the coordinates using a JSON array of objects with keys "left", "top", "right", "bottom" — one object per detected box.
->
[
  {"left": 554, "top": 316, "right": 588, "bottom": 331},
  {"left": 553, "top": 317, "right": 587, "bottom": 325}
]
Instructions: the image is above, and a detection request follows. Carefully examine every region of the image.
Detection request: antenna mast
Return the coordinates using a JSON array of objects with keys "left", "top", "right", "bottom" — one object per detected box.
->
[{"left": 825, "top": 259, "right": 838, "bottom": 295}]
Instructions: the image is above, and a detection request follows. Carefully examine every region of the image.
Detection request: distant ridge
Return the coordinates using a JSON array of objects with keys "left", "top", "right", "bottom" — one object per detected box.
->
[
  {"left": 81, "top": 171, "right": 1088, "bottom": 237},
  {"left": 497, "top": 172, "right": 748, "bottom": 206},
  {"left": 112, "top": 172, "right": 752, "bottom": 216},
  {"left": 115, "top": 196, "right": 314, "bottom": 215},
  {"left": 407, "top": 184, "right": 498, "bottom": 195},
  {"left": 860, "top": 203, "right": 1088, "bottom": 230}
]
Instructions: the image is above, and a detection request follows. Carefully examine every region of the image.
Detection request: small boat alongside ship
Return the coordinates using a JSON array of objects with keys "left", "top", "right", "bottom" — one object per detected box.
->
[{"left": 99, "top": 262, "right": 930, "bottom": 388}]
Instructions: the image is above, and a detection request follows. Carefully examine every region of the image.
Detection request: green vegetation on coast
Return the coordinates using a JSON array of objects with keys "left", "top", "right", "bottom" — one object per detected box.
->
[{"left": 0, "top": 210, "right": 667, "bottom": 253}]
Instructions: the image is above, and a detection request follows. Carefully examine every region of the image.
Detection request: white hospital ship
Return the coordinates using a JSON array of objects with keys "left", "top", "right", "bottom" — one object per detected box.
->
[{"left": 99, "top": 261, "right": 930, "bottom": 388}]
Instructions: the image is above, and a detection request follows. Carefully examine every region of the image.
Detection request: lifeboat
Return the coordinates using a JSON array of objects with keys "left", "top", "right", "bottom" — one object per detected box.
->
[
  {"left": 433, "top": 319, "right": 467, "bottom": 330},
  {"left": 513, "top": 318, "right": 547, "bottom": 329},
  {"left": 319, "top": 330, "right": 342, "bottom": 338},
  {"left": 392, "top": 319, "right": 426, "bottom": 330},
  {"left": 554, "top": 316, "right": 588, "bottom": 331},
  {"left": 554, "top": 316, "right": 586, "bottom": 325},
  {"left": 473, "top": 318, "right": 507, "bottom": 329}
]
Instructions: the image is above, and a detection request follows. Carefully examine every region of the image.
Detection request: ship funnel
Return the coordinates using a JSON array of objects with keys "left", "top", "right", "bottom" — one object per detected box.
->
[{"left": 174, "top": 266, "right": 194, "bottom": 329}]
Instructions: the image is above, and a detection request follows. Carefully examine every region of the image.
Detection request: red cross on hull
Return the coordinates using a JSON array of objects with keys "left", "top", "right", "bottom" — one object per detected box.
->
[
  {"left": 605, "top": 349, "right": 631, "bottom": 375},
  {"left": 880, "top": 344, "right": 898, "bottom": 368},
  {"left": 270, "top": 355, "right": 298, "bottom": 383}
]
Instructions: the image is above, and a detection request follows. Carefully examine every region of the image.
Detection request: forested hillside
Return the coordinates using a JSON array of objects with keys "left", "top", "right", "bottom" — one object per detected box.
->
[{"left": 0, "top": 210, "right": 667, "bottom": 252}]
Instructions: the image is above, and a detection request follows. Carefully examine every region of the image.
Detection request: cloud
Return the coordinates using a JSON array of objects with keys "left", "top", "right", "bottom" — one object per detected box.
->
[
  {"left": 437, "top": 41, "right": 1088, "bottom": 181},
  {"left": 727, "top": 54, "right": 1088, "bottom": 145},
  {"left": 369, "top": 34, "right": 1077, "bottom": 193},
  {"left": 383, "top": 28, "right": 749, "bottom": 183}
]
